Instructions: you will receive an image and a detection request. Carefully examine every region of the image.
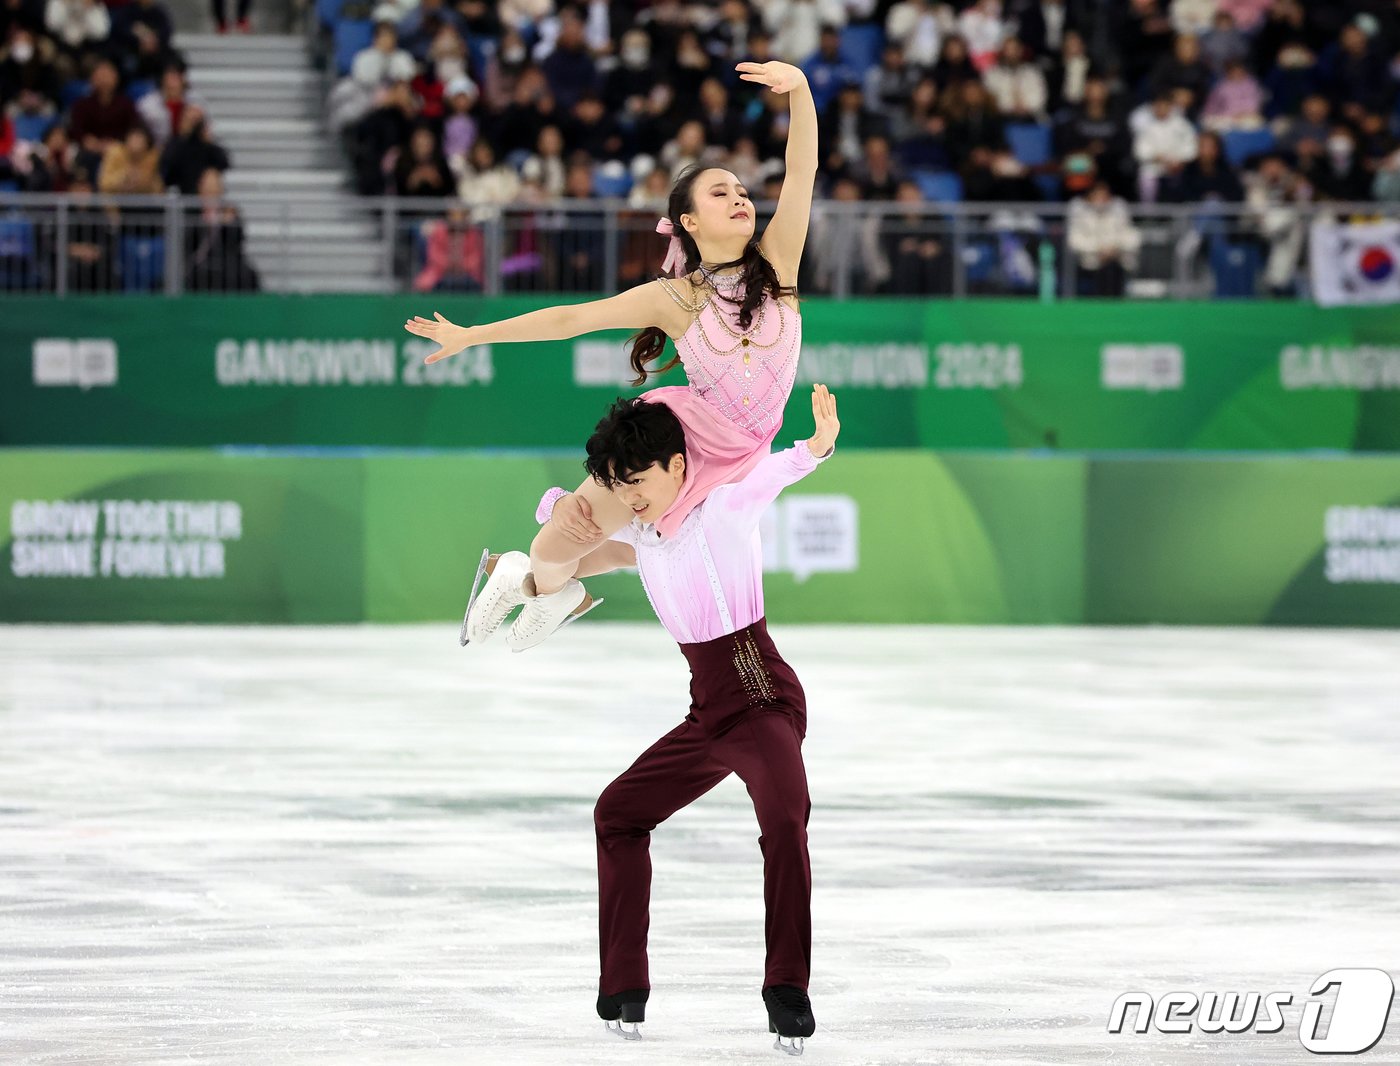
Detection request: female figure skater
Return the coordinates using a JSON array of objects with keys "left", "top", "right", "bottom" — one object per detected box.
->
[
  {"left": 547, "top": 384, "right": 839, "bottom": 1053},
  {"left": 404, "top": 59, "right": 817, "bottom": 651}
]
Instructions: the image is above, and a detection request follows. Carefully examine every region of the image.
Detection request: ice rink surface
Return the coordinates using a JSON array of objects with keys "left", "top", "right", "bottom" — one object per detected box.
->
[{"left": 2, "top": 622, "right": 1399, "bottom": 1066}]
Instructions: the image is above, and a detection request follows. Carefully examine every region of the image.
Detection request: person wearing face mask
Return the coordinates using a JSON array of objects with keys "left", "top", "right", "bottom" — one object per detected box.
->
[
  {"left": 1300, "top": 124, "right": 1369, "bottom": 202},
  {"left": 602, "top": 27, "right": 654, "bottom": 119},
  {"left": 2, "top": 32, "right": 62, "bottom": 106}
]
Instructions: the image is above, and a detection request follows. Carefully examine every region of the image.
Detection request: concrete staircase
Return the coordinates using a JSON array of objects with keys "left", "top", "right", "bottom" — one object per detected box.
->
[{"left": 177, "top": 33, "right": 387, "bottom": 292}]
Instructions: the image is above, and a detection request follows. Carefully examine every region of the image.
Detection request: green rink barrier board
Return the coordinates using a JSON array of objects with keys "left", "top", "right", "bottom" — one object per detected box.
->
[
  {"left": 3, "top": 449, "right": 1398, "bottom": 626},
  {"left": 3, "top": 296, "right": 1400, "bottom": 451}
]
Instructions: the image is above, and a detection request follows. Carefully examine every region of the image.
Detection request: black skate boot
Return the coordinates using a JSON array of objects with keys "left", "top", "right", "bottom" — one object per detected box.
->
[
  {"left": 763, "top": 984, "right": 815, "bottom": 1056},
  {"left": 597, "top": 985, "right": 648, "bottom": 1040}
]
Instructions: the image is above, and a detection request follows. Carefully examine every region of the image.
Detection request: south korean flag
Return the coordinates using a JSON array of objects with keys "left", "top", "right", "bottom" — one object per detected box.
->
[{"left": 1310, "top": 218, "right": 1400, "bottom": 306}]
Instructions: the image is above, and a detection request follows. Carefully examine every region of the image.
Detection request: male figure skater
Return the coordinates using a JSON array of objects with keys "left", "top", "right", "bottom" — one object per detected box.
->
[{"left": 528, "top": 384, "right": 839, "bottom": 1055}]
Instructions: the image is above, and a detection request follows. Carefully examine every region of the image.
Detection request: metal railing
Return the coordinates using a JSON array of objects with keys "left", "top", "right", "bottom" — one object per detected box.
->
[{"left": 1, "top": 191, "right": 1390, "bottom": 299}]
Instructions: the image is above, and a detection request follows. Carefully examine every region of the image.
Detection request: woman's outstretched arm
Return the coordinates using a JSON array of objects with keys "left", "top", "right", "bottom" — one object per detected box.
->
[
  {"left": 404, "top": 278, "right": 670, "bottom": 364},
  {"left": 737, "top": 60, "right": 818, "bottom": 283}
]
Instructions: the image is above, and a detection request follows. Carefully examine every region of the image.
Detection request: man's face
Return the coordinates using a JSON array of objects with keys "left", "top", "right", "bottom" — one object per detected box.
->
[{"left": 612, "top": 456, "right": 685, "bottom": 523}]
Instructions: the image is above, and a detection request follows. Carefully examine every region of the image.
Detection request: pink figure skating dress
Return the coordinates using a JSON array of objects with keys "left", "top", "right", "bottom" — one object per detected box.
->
[{"left": 641, "top": 268, "right": 802, "bottom": 538}]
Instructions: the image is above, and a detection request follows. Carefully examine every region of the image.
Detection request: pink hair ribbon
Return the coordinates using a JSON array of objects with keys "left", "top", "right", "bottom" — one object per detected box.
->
[{"left": 655, "top": 217, "right": 685, "bottom": 278}]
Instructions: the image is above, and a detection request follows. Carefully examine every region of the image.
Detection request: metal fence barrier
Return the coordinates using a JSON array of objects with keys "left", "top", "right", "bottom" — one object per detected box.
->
[{"left": 0, "top": 192, "right": 1388, "bottom": 299}]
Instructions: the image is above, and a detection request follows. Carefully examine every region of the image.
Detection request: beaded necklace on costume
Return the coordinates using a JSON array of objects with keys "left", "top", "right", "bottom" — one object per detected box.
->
[
  {"left": 659, "top": 265, "right": 790, "bottom": 353},
  {"left": 656, "top": 264, "right": 799, "bottom": 437}
]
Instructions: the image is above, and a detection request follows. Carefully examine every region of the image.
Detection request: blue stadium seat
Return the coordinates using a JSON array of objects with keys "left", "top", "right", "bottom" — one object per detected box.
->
[
  {"left": 61, "top": 79, "right": 89, "bottom": 108},
  {"left": 839, "top": 24, "right": 884, "bottom": 74},
  {"left": 1209, "top": 239, "right": 1260, "bottom": 297},
  {"left": 316, "top": 0, "right": 346, "bottom": 28},
  {"left": 0, "top": 214, "right": 37, "bottom": 288},
  {"left": 126, "top": 78, "right": 157, "bottom": 101},
  {"left": 592, "top": 168, "right": 632, "bottom": 198},
  {"left": 334, "top": 19, "right": 374, "bottom": 76},
  {"left": 1033, "top": 173, "right": 1062, "bottom": 201},
  {"left": 13, "top": 114, "right": 54, "bottom": 143},
  {"left": 466, "top": 35, "right": 493, "bottom": 80},
  {"left": 1222, "top": 128, "right": 1276, "bottom": 168},
  {"left": 1006, "top": 122, "right": 1052, "bottom": 166},
  {"left": 963, "top": 239, "right": 997, "bottom": 284},
  {"left": 913, "top": 169, "right": 963, "bottom": 203},
  {"left": 120, "top": 235, "right": 165, "bottom": 292},
  {"left": 0, "top": 179, "right": 20, "bottom": 193},
  {"left": 413, "top": 222, "right": 430, "bottom": 271}
]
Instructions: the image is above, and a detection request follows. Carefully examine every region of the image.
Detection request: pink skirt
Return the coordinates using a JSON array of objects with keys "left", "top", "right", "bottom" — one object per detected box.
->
[{"left": 641, "top": 385, "right": 780, "bottom": 539}]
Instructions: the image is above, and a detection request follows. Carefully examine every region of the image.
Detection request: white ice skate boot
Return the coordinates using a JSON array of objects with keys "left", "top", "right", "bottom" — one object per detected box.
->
[
  {"left": 505, "top": 575, "right": 603, "bottom": 652},
  {"left": 463, "top": 550, "right": 531, "bottom": 645}
]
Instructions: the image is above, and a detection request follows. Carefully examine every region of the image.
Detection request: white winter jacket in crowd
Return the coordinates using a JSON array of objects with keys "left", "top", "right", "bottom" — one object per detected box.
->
[
  {"left": 351, "top": 46, "right": 416, "bottom": 88},
  {"left": 983, "top": 61, "right": 1047, "bottom": 118},
  {"left": 884, "top": 1, "right": 954, "bottom": 67},
  {"left": 762, "top": 0, "right": 847, "bottom": 64},
  {"left": 1068, "top": 195, "right": 1143, "bottom": 270},
  {"left": 1133, "top": 112, "right": 1198, "bottom": 175},
  {"left": 45, "top": 0, "right": 109, "bottom": 48}
]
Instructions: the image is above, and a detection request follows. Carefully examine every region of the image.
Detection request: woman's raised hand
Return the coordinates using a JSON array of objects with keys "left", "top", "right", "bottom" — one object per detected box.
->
[
  {"left": 404, "top": 312, "right": 474, "bottom": 364},
  {"left": 807, "top": 383, "right": 839, "bottom": 457},
  {"left": 734, "top": 61, "right": 808, "bottom": 96}
]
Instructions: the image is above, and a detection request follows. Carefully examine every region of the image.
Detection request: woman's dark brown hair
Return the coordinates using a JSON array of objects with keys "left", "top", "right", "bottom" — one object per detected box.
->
[{"left": 626, "top": 163, "right": 800, "bottom": 387}]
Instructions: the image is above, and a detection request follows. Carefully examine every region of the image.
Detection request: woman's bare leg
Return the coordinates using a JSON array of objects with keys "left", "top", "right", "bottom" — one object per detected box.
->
[
  {"left": 573, "top": 540, "right": 636, "bottom": 579},
  {"left": 530, "top": 475, "right": 635, "bottom": 594}
]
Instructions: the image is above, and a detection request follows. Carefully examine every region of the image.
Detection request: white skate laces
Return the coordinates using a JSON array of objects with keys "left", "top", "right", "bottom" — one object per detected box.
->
[
  {"left": 505, "top": 577, "right": 592, "bottom": 652},
  {"left": 465, "top": 551, "right": 530, "bottom": 644}
]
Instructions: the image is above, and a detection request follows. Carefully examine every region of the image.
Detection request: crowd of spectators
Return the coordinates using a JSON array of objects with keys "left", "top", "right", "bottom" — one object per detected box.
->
[
  {"left": 1, "top": 0, "right": 258, "bottom": 289},
  {"left": 326, "top": 0, "right": 1400, "bottom": 296}
]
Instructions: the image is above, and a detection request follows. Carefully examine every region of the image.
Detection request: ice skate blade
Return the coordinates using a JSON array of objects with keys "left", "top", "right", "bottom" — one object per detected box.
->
[
  {"left": 772, "top": 1034, "right": 804, "bottom": 1056},
  {"left": 558, "top": 594, "right": 604, "bottom": 631},
  {"left": 604, "top": 1019, "right": 642, "bottom": 1040},
  {"left": 459, "top": 548, "right": 490, "bottom": 646}
]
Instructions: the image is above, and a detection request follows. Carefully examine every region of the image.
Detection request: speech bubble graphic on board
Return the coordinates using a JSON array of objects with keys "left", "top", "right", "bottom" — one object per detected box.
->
[{"left": 781, "top": 495, "right": 859, "bottom": 583}]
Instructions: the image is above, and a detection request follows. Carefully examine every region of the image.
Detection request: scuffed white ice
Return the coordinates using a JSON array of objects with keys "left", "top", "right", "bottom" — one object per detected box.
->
[{"left": 1, "top": 623, "right": 1399, "bottom": 1065}]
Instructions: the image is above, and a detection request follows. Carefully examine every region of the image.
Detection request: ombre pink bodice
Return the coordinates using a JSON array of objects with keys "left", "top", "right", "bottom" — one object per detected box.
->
[{"left": 666, "top": 271, "right": 802, "bottom": 441}]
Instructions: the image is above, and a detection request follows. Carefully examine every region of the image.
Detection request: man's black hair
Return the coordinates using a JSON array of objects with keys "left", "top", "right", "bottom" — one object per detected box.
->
[{"left": 583, "top": 397, "right": 687, "bottom": 490}]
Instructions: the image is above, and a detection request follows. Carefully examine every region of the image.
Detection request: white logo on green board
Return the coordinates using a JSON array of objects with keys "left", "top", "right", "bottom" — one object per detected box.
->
[
  {"left": 573, "top": 341, "right": 636, "bottom": 388},
  {"left": 932, "top": 343, "right": 1023, "bottom": 389},
  {"left": 10, "top": 499, "right": 242, "bottom": 580},
  {"left": 797, "top": 344, "right": 931, "bottom": 388},
  {"left": 32, "top": 339, "right": 118, "bottom": 389},
  {"left": 1324, "top": 506, "right": 1400, "bottom": 584},
  {"left": 1101, "top": 344, "right": 1184, "bottom": 391},
  {"left": 759, "top": 496, "right": 859, "bottom": 582},
  {"left": 215, "top": 339, "right": 492, "bottom": 387},
  {"left": 1281, "top": 345, "right": 1400, "bottom": 390}
]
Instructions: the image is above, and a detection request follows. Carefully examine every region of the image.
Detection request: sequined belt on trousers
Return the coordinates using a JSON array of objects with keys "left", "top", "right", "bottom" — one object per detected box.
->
[{"left": 677, "top": 617, "right": 807, "bottom": 739}]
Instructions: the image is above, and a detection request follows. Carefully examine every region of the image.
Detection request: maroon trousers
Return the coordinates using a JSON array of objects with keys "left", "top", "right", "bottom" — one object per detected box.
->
[{"left": 593, "top": 617, "right": 812, "bottom": 995}]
